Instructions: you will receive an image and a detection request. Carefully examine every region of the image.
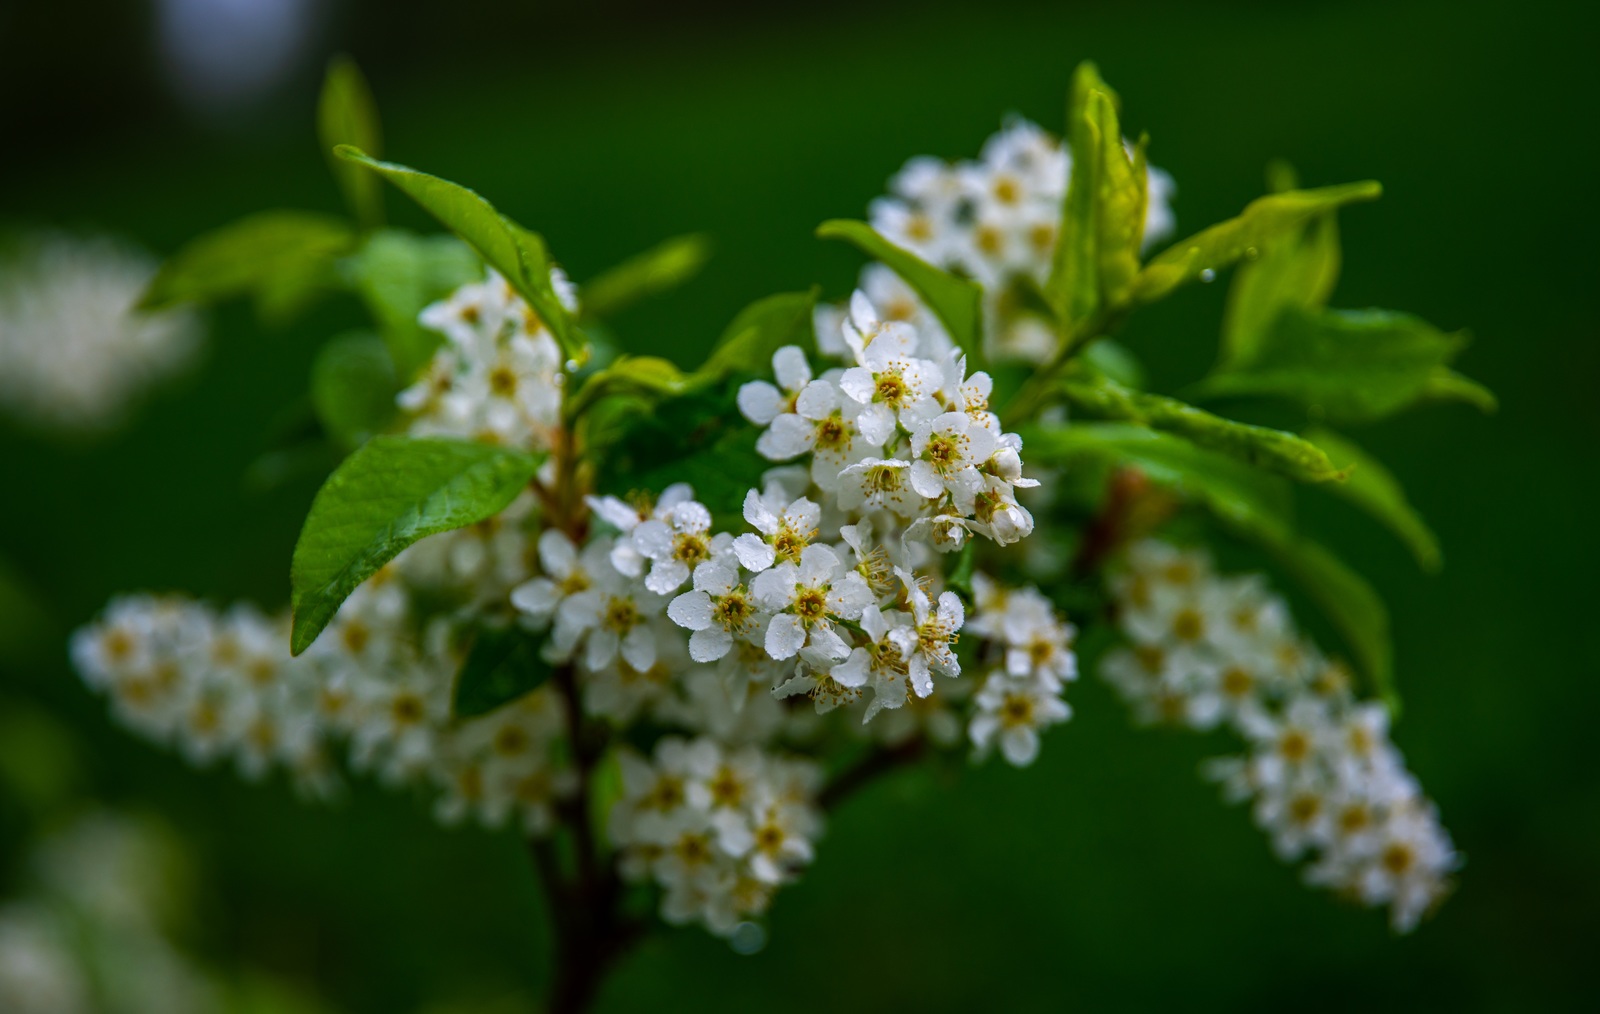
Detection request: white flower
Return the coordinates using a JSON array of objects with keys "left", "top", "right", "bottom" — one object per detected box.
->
[
  {"left": 587, "top": 483, "right": 697, "bottom": 578},
  {"left": 908, "top": 410, "right": 996, "bottom": 501},
  {"left": 737, "top": 345, "right": 811, "bottom": 425},
  {"left": 0, "top": 234, "right": 202, "bottom": 433},
  {"left": 750, "top": 544, "right": 872, "bottom": 662},
  {"left": 667, "top": 560, "right": 765, "bottom": 663},
  {"left": 552, "top": 562, "right": 667, "bottom": 671},
  {"left": 836, "top": 292, "right": 943, "bottom": 441},
  {"left": 731, "top": 488, "right": 820, "bottom": 573},
  {"left": 969, "top": 671, "right": 1072, "bottom": 767},
  {"left": 715, "top": 799, "right": 817, "bottom": 884},
  {"left": 510, "top": 531, "right": 610, "bottom": 622},
  {"left": 889, "top": 573, "right": 964, "bottom": 696},
  {"left": 630, "top": 498, "right": 719, "bottom": 594},
  {"left": 831, "top": 604, "right": 916, "bottom": 722},
  {"left": 836, "top": 457, "right": 917, "bottom": 516},
  {"left": 753, "top": 377, "right": 870, "bottom": 490}
]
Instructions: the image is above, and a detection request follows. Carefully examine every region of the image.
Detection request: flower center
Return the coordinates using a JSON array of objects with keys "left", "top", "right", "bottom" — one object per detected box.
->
[
  {"left": 714, "top": 593, "right": 753, "bottom": 631},
  {"left": 924, "top": 433, "right": 962, "bottom": 472},
  {"left": 488, "top": 364, "right": 519, "bottom": 397},
  {"left": 1381, "top": 842, "right": 1415, "bottom": 876},
  {"left": 814, "top": 413, "right": 851, "bottom": 453},
  {"left": 672, "top": 531, "right": 710, "bottom": 565},
  {"left": 1171, "top": 608, "right": 1203, "bottom": 642},
  {"left": 391, "top": 693, "right": 425, "bottom": 725},
  {"left": 1001, "top": 693, "right": 1035, "bottom": 727},
  {"left": 793, "top": 588, "right": 829, "bottom": 624},
  {"left": 1278, "top": 729, "right": 1311, "bottom": 763},
  {"left": 1221, "top": 666, "right": 1253, "bottom": 698},
  {"left": 603, "top": 596, "right": 639, "bottom": 633},
  {"left": 875, "top": 371, "right": 909, "bottom": 407}
]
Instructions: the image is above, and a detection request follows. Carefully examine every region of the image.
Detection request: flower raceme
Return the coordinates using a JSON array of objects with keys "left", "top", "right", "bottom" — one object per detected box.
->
[
  {"left": 1100, "top": 542, "right": 1459, "bottom": 932},
  {"left": 67, "top": 95, "right": 1472, "bottom": 960}
]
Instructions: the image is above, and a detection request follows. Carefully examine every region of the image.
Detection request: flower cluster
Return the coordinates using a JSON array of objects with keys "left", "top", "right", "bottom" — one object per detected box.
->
[
  {"left": 609, "top": 737, "right": 823, "bottom": 935},
  {"left": 399, "top": 266, "right": 575, "bottom": 451},
  {"left": 0, "top": 233, "right": 201, "bottom": 433},
  {"left": 1100, "top": 541, "right": 1458, "bottom": 932},
  {"left": 0, "top": 813, "right": 220, "bottom": 1014},
  {"left": 833, "top": 118, "right": 1175, "bottom": 362},
  {"left": 965, "top": 575, "right": 1077, "bottom": 766},
  {"left": 71, "top": 581, "right": 577, "bottom": 836},
  {"left": 744, "top": 293, "right": 1039, "bottom": 551}
]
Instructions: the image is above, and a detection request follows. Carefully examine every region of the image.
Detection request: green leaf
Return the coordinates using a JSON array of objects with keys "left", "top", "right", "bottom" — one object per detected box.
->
[
  {"left": 318, "top": 56, "right": 384, "bottom": 230},
  {"left": 290, "top": 437, "right": 540, "bottom": 655},
  {"left": 1022, "top": 423, "right": 1294, "bottom": 539},
  {"left": 579, "top": 233, "right": 712, "bottom": 321},
  {"left": 596, "top": 386, "right": 768, "bottom": 531},
  {"left": 1220, "top": 205, "right": 1341, "bottom": 369},
  {"left": 310, "top": 331, "right": 399, "bottom": 448},
  {"left": 334, "top": 146, "right": 588, "bottom": 362},
  {"left": 1061, "top": 372, "right": 1347, "bottom": 483},
  {"left": 1190, "top": 306, "right": 1493, "bottom": 423},
  {"left": 352, "top": 229, "right": 481, "bottom": 377},
  {"left": 696, "top": 289, "right": 818, "bottom": 382},
  {"left": 1420, "top": 369, "right": 1498, "bottom": 413},
  {"left": 1048, "top": 63, "right": 1149, "bottom": 329},
  {"left": 1081, "top": 338, "right": 1146, "bottom": 390},
  {"left": 1132, "top": 181, "right": 1382, "bottom": 304},
  {"left": 1264, "top": 536, "right": 1398, "bottom": 713},
  {"left": 140, "top": 210, "right": 356, "bottom": 321},
  {"left": 1304, "top": 427, "right": 1441, "bottom": 571},
  {"left": 815, "top": 220, "right": 983, "bottom": 360},
  {"left": 567, "top": 355, "right": 691, "bottom": 422},
  {"left": 453, "top": 624, "right": 553, "bottom": 719}
]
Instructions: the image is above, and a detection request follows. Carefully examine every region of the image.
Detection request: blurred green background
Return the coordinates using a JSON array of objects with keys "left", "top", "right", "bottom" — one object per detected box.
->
[{"left": 2, "top": 0, "right": 1597, "bottom": 1009}]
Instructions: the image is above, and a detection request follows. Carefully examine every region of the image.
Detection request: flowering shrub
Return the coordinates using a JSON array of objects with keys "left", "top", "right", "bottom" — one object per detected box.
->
[{"left": 71, "top": 59, "right": 1490, "bottom": 1009}]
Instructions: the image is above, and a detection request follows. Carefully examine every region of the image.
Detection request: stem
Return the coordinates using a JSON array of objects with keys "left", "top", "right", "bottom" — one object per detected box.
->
[
  {"left": 529, "top": 406, "right": 637, "bottom": 1012},
  {"left": 1000, "top": 303, "right": 1127, "bottom": 424}
]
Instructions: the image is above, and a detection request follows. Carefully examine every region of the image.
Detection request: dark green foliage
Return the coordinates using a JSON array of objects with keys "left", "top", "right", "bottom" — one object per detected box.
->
[{"left": 453, "top": 624, "right": 553, "bottom": 719}]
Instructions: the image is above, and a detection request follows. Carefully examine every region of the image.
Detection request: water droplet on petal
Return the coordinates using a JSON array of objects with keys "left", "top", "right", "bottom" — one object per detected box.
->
[
  {"left": 1199, "top": 269, "right": 1217, "bottom": 283},
  {"left": 565, "top": 359, "right": 579, "bottom": 372}
]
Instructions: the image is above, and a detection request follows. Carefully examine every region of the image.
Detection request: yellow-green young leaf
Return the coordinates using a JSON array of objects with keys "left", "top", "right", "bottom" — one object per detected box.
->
[
  {"left": 139, "top": 210, "right": 355, "bottom": 319},
  {"left": 1305, "top": 427, "right": 1441, "bottom": 571},
  {"left": 290, "top": 437, "right": 540, "bottom": 655},
  {"left": 334, "top": 147, "right": 587, "bottom": 362},
  {"left": 318, "top": 56, "right": 384, "bottom": 230},
  {"left": 1094, "top": 117, "right": 1148, "bottom": 308},
  {"left": 310, "top": 331, "right": 399, "bottom": 449},
  {"left": 1190, "top": 307, "right": 1493, "bottom": 423},
  {"left": 566, "top": 355, "right": 691, "bottom": 421},
  {"left": 1132, "top": 181, "right": 1381, "bottom": 304},
  {"left": 1264, "top": 536, "right": 1398, "bottom": 713},
  {"left": 1221, "top": 208, "right": 1341, "bottom": 369},
  {"left": 579, "top": 234, "right": 712, "bottom": 322},
  {"left": 1061, "top": 373, "right": 1347, "bottom": 483},
  {"left": 353, "top": 230, "right": 480, "bottom": 377},
  {"left": 815, "top": 220, "right": 983, "bottom": 360},
  {"left": 453, "top": 624, "right": 552, "bottom": 719},
  {"left": 697, "top": 289, "right": 818, "bottom": 382},
  {"left": 1021, "top": 422, "right": 1295, "bottom": 539},
  {"left": 1050, "top": 62, "right": 1111, "bottom": 331}
]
